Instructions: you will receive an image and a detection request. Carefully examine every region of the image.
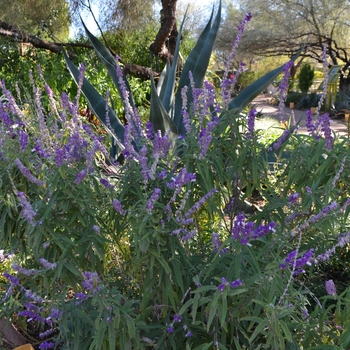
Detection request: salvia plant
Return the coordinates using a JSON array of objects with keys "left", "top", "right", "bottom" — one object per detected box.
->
[{"left": 1, "top": 2, "right": 350, "bottom": 350}]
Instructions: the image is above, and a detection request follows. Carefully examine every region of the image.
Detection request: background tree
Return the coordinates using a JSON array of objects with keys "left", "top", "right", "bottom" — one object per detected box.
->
[
  {"left": 233, "top": 0, "right": 350, "bottom": 93},
  {"left": 0, "top": 0, "right": 70, "bottom": 40}
]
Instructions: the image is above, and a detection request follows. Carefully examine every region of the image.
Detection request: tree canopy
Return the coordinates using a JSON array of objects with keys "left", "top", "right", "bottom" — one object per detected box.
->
[
  {"left": 0, "top": 0, "right": 70, "bottom": 40},
  {"left": 232, "top": 0, "right": 350, "bottom": 91}
]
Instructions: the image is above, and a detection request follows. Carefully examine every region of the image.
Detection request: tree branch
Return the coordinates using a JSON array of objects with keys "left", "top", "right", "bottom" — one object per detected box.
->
[{"left": 0, "top": 21, "right": 158, "bottom": 79}]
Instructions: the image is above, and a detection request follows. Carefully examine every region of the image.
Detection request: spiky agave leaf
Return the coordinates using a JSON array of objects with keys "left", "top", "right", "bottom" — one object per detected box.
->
[{"left": 174, "top": 0, "right": 222, "bottom": 136}]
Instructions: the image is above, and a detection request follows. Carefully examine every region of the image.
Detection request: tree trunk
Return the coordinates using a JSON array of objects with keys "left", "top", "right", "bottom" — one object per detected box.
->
[{"left": 149, "top": 0, "right": 178, "bottom": 64}]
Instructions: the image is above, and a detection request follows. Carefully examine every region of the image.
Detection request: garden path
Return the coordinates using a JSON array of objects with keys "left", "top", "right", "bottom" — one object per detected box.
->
[{"left": 253, "top": 94, "right": 348, "bottom": 137}]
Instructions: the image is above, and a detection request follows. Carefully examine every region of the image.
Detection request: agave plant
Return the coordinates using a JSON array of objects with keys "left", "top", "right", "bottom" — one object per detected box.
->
[{"left": 64, "top": 0, "right": 301, "bottom": 161}]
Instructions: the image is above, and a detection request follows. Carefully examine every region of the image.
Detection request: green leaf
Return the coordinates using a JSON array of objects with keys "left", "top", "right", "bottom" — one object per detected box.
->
[
  {"left": 174, "top": 1, "right": 222, "bottom": 135},
  {"left": 279, "top": 320, "right": 292, "bottom": 343},
  {"left": 248, "top": 319, "right": 268, "bottom": 344},
  {"left": 150, "top": 71, "right": 178, "bottom": 146},
  {"left": 64, "top": 51, "right": 126, "bottom": 152},
  {"left": 207, "top": 291, "right": 220, "bottom": 331},
  {"left": 340, "top": 326, "right": 350, "bottom": 347},
  {"left": 228, "top": 48, "right": 304, "bottom": 113},
  {"left": 80, "top": 21, "right": 142, "bottom": 146},
  {"left": 192, "top": 342, "right": 213, "bottom": 350}
]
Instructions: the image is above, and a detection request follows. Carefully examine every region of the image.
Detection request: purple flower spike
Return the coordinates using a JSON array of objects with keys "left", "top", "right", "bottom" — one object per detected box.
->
[
  {"left": 39, "top": 258, "right": 57, "bottom": 270},
  {"left": 146, "top": 188, "right": 161, "bottom": 213},
  {"left": 14, "top": 158, "right": 44, "bottom": 186},
  {"left": 100, "top": 178, "right": 114, "bottom": 189},
  {"left": 246, "top": 108, "right": 257, "bottom": 138},
  {"left": 17, "top": 192, "right": 37, "bottom": 225},
  {"left": 217, "top": 283, "right": 226, "bottom": 292},
  {"left": 113, "top": 199, "right": 127, "bottom": 215},
  {"left": 230, "top": 279, "right": 242, "bottom": 288},
  {"left": 288, "top": 192, "right": 299, "bottom": 205},
  {"left": 39, "top": 341, "right": 55, "bottom": 349},
  {"left": 173, "top": 314, "right": 182, "bottom": 323},
  {"left": 325, "top": 280, "right": 336, "bottom": 296},
  {"left": 74, "top": 169, "right": 87, "bottom": 185}
]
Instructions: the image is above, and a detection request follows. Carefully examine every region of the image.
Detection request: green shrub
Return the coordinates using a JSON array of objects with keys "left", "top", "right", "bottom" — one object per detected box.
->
[{"left": 298, "top": 62, "right": 315, "bottom": 94}]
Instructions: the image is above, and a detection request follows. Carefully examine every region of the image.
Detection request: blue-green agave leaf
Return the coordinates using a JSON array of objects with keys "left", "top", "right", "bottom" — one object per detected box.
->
[
  {"left": 228, "top": 49, "right": 303, "bottom": 113},
  {"left": 174, "top": 0, "right": 222, "bottom": 135},
  {"left": 150, "top": 72, "right": 178, "bottom": 147},
  {"left": 81, "top": 20, "right": 142, "bottom": 147},
  {"left": 157, "top": 61, "right": 171, "bottom": 103},
  {"left": 64, "top": 51, "right": 125, "bottom": 153},
  {"left": 160, "top": 8, "right": 188, "bottom": 115}
]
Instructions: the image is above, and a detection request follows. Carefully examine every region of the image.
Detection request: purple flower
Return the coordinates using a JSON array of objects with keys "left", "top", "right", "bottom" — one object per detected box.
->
[
  {"left": 18, "top": 129, "right": 29, "bottom": 151},
  {"left": 173, "top": 314, "right": 182, "bottom": 322},
  {"left": 325, "top": 280, "right": 336, "bottom": 296},
  {"left": 55, "top": 148, "right": 66, "bottom": 167},
  {"left": 246, "top": 108, "right": 257, "bottom": 138},
  {"left": 146, "top": 121, "right": 154, "bottom": 139},
  {"left": 198, "top": 116, "right": 218, "bottom": 158},
  {"left": 184, "top": 188, "right": 217, "bottom": 218},
  {"left": 181, "top": 85, "right": 192, "bottom": 133},
  {"left": 112, "top": 199, "right": 127, "bottom": 215},
  {"left": 17, "top": 191, "right": 37, "bottom": 225},
  {"left": 14, "top": 158, "right": 44, "bottom": 186},
  {"left": 3, "top": 271, "right": 20, "bottom": 286},
  {"left": 320, "top": 113, "right": 334, "bottom": 150},
  {"left": 302, "top": 309, "right": 310, "bottom": 320},
  {"left": 11, "top": 263, "right": 39, "bottom": 276},
  {"left": 167, "top": 326, "right": 174, "bottom": 333},
  {"left": 92, "top": 225, "right": 100, "bottom": 233},
  {"left": 218, "top": 283, "right": 226, "bottom": 291},
  {"left": 268, "top": 129, "right": 290, "bottom": 151},
  {"left": 39, "top": 258, "right": 57, "bottom": 270},
  {"left": 185, "top": 331, "right": 192, "bottom": 338},
  {"left": 281, "top": 249, "right": 314, "bottom": 274},
  {"left": 75, "top": 169, "right": 87, "bottom": 185},
  {"left": 288, "top": 192, "right": 299, "bottom": 205},
  {"left": 166, "top": 168, "right": 196, "bottom": 190},
  {"left": 39, "top": 329, "right": 55, "bottom": 339},
  {"left": 82, "top": 271, "right": 101, "bottom": 294},
  {"left": 75, "top": 292, "right": 88, "bottom": 301},
  {"left": 100, "top": 178, "right": 114, "bottom": 189},
  {"left": 220, "top": 12, "right": 252, "bottom": 105},
  {"left": 308, "top": 201, "right": 338, "bottom": 223},
  {"left": 49, "top": 308, "right": 63, "bottom": 320},
  {"left": 39, "top": 341, "right": 55, "bottom": 349},
  {"left": 153, "top": 131, "right": 170, "bottom": 158},
  {"left": 306, "top": 109, "right": 316, "bottom": 136},
  {"left": 146, "top": 188, "right": 161, "bottom": 213},
  {"left": 18, "top": 309, "right": 44, "bottom": 323},
  {"left": 231, "top": 212, "right": 275, "bottom": 245},
  {"left": 230, "top": 279, "right": 243, "bottom": 288},
  {"left": 278, "top": 61, "right": 294, "bottom": 121},
  {"left": 158, "top": 169, "right": 167, "bottom": 180}
]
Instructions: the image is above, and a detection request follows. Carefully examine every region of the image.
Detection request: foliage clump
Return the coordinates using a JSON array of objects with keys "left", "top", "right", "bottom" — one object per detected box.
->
[
  {"left": 298, "top": 62, "right": 315, "bottom": 94},
  {"left": 1, "top": 6, "right": 350, "bottom": 350}
]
